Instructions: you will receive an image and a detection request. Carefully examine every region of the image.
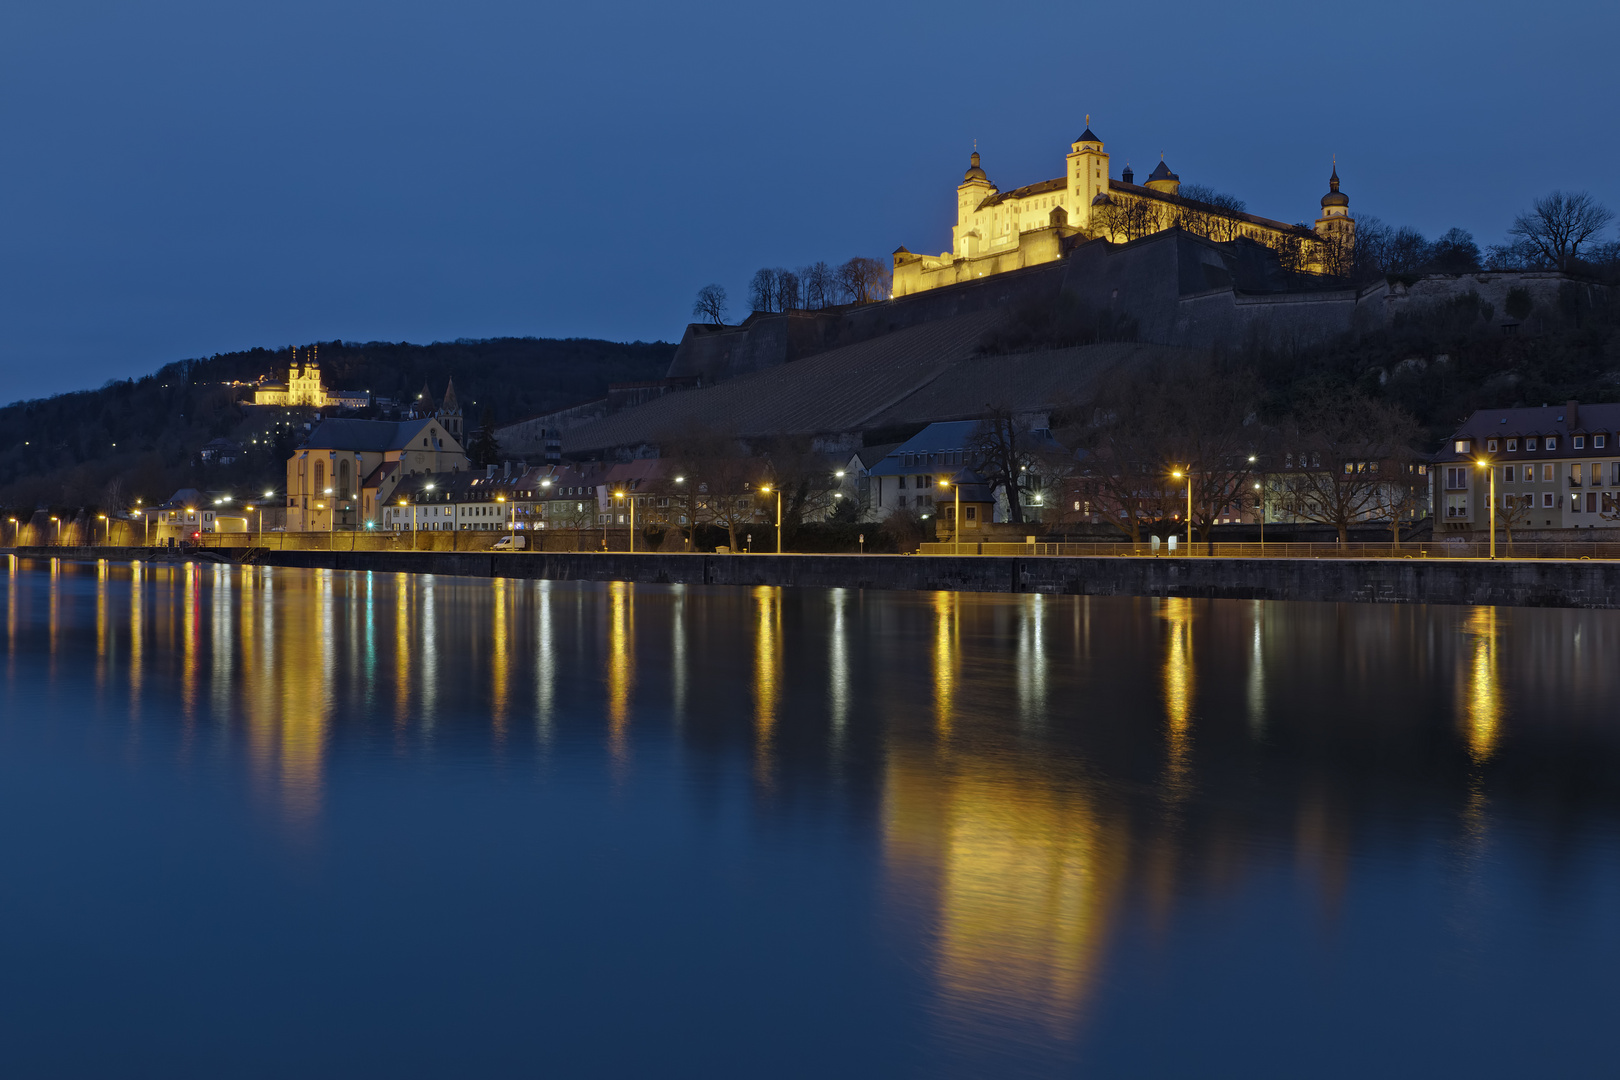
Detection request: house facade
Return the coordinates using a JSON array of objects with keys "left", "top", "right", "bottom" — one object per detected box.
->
[{"left": 1433, "top": 402, "right": 1620, "bottom": 533}]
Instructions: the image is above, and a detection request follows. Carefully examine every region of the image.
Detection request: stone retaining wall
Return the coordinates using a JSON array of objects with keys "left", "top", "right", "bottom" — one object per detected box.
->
[{"left": 10, "top": 547, "right": 1620, "bottom": 610}]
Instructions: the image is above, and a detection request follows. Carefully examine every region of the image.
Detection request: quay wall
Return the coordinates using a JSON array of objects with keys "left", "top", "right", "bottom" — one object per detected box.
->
[{"left": 9, "top": 547, "right": 1620, "bottom": 610}]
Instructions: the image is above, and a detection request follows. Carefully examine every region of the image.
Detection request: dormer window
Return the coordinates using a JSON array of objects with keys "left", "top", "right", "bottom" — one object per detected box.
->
[
  {"left": 1574, "top": 435, "right": 1586, "bottom": 449},
  {"left": 1546, "top": 436, "right": 1558, "bottom": 451},
  {"left": 1506, "top": 439, "right": 1518, "bottom": 451},
  {"left": 1526, "top": 438, "right": 1538, "bottom": 451},
  {"left": 1454, "top": 440, "right": 1471, "bottom": 454},
  {"left": 1597, "top": 435, "right": 1608, "bottom": 449},
  {"left": 1487, "top": 439, "right": 1498, "bottom": 452}
]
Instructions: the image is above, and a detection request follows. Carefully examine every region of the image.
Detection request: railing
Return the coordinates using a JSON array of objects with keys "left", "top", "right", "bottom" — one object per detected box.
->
[{"left": 918, "top": 540, "right": 1620, "bottom": 560}]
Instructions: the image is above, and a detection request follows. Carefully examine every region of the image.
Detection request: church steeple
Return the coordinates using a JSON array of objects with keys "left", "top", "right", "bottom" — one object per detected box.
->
[{"left": 436, "top": 378, "right": 464, "bottom": 441}]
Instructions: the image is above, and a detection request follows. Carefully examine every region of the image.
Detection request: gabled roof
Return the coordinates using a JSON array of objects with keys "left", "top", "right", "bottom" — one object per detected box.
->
[
  {"left": 301, "top": 417, "right": 455, "bottom": 453},
  {"left": 978, "top": 177, "right": 1068, "bottom": 209}
]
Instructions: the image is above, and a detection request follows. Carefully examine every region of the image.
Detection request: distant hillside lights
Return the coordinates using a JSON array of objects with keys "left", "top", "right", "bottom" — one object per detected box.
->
[{"left": 893, "top": 119, "right": 1356, "bottom": 297}]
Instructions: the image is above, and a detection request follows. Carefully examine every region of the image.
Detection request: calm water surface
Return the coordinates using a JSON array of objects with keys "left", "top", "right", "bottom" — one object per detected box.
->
[{"left": 1, "top": 557, "right": 1616, "bottom": 1077}]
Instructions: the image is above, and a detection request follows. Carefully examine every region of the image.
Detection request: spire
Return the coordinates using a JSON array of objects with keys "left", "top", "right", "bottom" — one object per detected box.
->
[
  {"left": 417, "top": 381, "right": 435, "bottom": 415},
  {"left": 441, "top": 378, "right": 460, "bottom": 413},
  {"left": 1321, "top": 157, "right": 1348, "bottom": 209},
  {"left": 1075, "top": 113, "right": 1100, "bottom": 143}
]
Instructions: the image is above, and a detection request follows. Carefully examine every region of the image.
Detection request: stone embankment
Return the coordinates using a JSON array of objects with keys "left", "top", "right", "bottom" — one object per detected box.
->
[{"left": 9, "top": 547, "right": 1620, "bottom": 610}]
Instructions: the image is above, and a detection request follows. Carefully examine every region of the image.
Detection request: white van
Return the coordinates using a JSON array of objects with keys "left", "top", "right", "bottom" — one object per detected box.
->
[{"left": 492, "top": 535, "right": 527, "bottom": 552}]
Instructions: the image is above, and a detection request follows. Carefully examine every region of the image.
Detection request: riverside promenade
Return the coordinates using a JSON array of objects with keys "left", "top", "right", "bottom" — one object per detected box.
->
[{"left": 10, "top": 546, "right": 1620, "bottom": 610}]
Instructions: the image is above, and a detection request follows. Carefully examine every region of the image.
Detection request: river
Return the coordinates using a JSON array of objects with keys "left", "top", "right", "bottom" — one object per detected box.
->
[{"left": 1, "top": 557, "right": 1615, "bottom": 1077}]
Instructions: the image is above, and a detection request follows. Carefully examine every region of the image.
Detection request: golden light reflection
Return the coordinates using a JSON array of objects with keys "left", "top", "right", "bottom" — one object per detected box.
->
[
  {"left": 753, "top": 585, "right": 781, "bottom": 783},
  {"left": 129, "top": 560, "right": 142, "bottom": 707},
  {"left": 1160, "top": 597, "right": 1194, "bottom": 803},
  {"left": 394, "top": 574, "right": 410, "bottom": 726},
  {"left": 607, "top": 580, "right": 634, "bottom": 763},
  {"left": 181, "top": 562, "right": 198, "bottom": 724},
  {"left": 95, "top": 559, "right": 110, "bottom": 690},
  {"left": 491, "top": 576, "right": 510, "bottom": 740},
  {"left": 669, "top": 586, "right": 686, "bottom": 731},
  {"left": 276, "top": 570, "right": 333, "bottom": 827},
  {"left": 1461, "top": 607, "right": 1502, "bottom": 764},
  {"left": 884, "top": 750, "right": 1124, "bottom": 1037},
  {"left": 932, "top": 591, "right": 957, "bottom": 740},
  {"left": 1016, "top": 594, "right": 1048, "bottom": 726}
]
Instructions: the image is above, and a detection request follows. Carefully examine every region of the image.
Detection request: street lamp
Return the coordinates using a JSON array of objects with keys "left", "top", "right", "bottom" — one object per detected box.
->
[
  {"left": 1170, "top": 468, "right": 1193, "bottom": 553},
  {"left": 938, "top": 477, "right": 962, "bottom": 555},
  {"left": 7, "top": 517, "right": 16, "bottom": 548},
  {"left": 51, "top": 516, "right": 60, "bottom": 546},
  {"left": 497, "top": 494, "right": 509, "bottom": 538},
  {"left": 1254, "top": 482, "right": 1264, "bottom": 550},
  {"left": 760, "top": 485, "right": 781, "bottom": 554},
  {"left": 98, "top": 514, "right": 107, "bottom": 547},
  {"left": 1475, "top": 457, "right": 1496, "bottom": 560}
]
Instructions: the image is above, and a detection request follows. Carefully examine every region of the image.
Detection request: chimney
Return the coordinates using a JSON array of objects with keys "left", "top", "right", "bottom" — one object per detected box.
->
[
  {"left": 1122, "top": 163, "right": 1133, "bottom": 185},
  {"left": 1567, "top": 400, "right": 1579, "bottom": 430},
  {"left": 486, "top": 464, "right": 496, "bottom": 479},
  {"left": 503, "top": 460, "right": 511, "bottom": 478}
]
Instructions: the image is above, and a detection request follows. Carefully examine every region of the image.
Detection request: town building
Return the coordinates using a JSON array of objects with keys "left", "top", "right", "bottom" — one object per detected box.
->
[
  {"left": 286, "top": 416, "right": 468, "bottom": 531},
  {"left": 1433, "top": 402, "right": 1620, "bottom": 534},
  {"left": 893, "top": 121, "right": 1352, "bottom": 297},
  {"left": 866, "top": 422, "right": 1010, "bottom": 526},
  {"left": 252, "top": 346, "right": 370, "bottom": 409}
]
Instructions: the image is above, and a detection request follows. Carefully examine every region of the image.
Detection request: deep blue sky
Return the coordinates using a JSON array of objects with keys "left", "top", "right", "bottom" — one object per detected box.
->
[{"left": 3, "top": 0, "right": 1616, "bottom": 402}]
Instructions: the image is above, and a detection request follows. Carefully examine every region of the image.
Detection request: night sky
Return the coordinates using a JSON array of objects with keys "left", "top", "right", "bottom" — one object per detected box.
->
[{"left": 3, "top": 0, "right": 1616, "bottom": 401}]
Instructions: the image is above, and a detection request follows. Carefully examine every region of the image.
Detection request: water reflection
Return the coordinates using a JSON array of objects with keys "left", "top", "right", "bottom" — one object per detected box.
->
[{"left": 3, "top": 560, "right": 1619, "bottom": 1074}]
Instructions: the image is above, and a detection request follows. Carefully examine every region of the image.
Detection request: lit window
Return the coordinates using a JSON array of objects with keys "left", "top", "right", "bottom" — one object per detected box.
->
[{"left": 1454, "top": 440, "right": 1471, "bottom": 453}]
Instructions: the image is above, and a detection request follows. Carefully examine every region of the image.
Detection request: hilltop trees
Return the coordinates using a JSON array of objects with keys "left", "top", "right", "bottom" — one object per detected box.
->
[
  {"left": 1507, "top": 191, "right": 1615, "bottom": 271},
  {"left": 692, "top": 283, "right": 729, "bottom": 325},
  {"left": 741, "top": 256, "right": 891, "bottom": 313},
  {"left": 1274, "top": 390, "right": 1422, "bottom": 544}
]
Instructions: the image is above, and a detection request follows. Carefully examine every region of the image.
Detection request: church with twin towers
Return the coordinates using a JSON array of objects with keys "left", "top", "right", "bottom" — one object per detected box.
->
[{"left": 892, "top": 118, "right": 1354, "bottom": 296}]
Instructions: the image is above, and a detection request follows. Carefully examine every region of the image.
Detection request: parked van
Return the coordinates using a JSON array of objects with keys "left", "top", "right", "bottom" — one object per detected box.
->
[{"left": 492, "top": 535, "right": 527, "bottom": 552}]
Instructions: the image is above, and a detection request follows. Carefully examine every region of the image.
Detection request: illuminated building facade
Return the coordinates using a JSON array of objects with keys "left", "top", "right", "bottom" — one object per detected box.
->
[
  {"left": 286, "top": 417, "right": 468, "bottom": 531},
  {"left": 893, "top": 121, "right": 1353, "bottom": 297},
  {"left": 253, "top": 345, "right": 370, "bottom": 409}
]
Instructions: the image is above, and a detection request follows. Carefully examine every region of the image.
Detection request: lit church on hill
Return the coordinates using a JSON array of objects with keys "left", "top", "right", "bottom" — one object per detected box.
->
[
  {"left": 892, "top": 119, "right": 1355, "bottom": 296},
  {"left": 252, "top": 345, "right": 371, "bottom": 409}
]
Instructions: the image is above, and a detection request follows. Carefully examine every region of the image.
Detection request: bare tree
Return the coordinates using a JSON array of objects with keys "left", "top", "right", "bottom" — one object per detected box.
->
[
  {"left": 1509, "top": 191, "right": 1616, "bottom": 271},
  {"left": 836, "top": 256, "right": 891, "bottom": 304},
  {"left": 661, "top": 429, "right": 763, "bottom": 552},
  {"left": 800, "top": 262, "right": 835, "bottom": 309},
  {"left": 968, "top": 407, "right": 1041, "bottom": 525},
  {"left": 1277, "top": 391, "right": 1422, "bottom": 544},
  {"left": 1090, "top": 195, "right": 1166, "bottom": 243},
  {"left": 1497, "top": 491, "right": 1535, "bottom": 554},
  {"left": 748, "top": 269, "right": 778, "bottom": 313},
  {"left": 692, "top": 284, "right": 729, "bottom": 326},
  {"left": 774, "top": 268, "right": 801, "bottom": 312},
  {"left": 756, "top": 435, "right": 840, "bottom": 548}
]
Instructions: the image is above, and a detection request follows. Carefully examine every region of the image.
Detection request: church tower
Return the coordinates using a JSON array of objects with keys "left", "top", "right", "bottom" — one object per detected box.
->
[
  {"left": 952, "top": 150, "right": 996, "bottom": 258},
  {"left": 1314, "top": 162, "right": 1354, "bottom": 247},
  {"left": 437, "top": 378, "right": 463, "bottom": 442},
  {"left": 1144, "top": 156, "right": 1181, "bottom": 197},
  {"left": 1066, "top": 118, "right": 1110, "bottom": 230}
]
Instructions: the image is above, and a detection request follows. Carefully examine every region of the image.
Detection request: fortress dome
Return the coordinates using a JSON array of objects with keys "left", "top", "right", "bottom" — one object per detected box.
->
[{"left": 962, "top": 151, "right": 988, "bottom": 183}]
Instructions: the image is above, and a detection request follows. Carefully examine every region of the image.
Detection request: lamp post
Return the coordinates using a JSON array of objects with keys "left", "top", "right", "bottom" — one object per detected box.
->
[
  {"left": 760, "top": 485, "right": 781, "bottom": 554},
  {"left": 1254, "top": 482, "right": 1264, "bottom": 551},
  {"left": 497, "top": 494, "right": 509, "bottom": 539},
  {"left": 938, "top": 477, "right": 961, "bottom": 555},
  {"left": 1475, "top": 457, "right": 1496, "bottom": 560},
  {"left": 8, "top": 517, "right": 16, "bottom": 548},
  {"left": 51, "top": 516, "right": 60, "bottom": 546},
  {"left": 1170, "top": 468, "right": 1192, "bottom": 553},
  {"left": 98, "top": 514, "right": 107, "bottom": 547}
]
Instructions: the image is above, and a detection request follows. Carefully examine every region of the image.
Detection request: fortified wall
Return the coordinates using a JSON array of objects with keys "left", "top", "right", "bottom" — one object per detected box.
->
[{"left": 666, "top": 230, "right": 1599, "bottom": 388}]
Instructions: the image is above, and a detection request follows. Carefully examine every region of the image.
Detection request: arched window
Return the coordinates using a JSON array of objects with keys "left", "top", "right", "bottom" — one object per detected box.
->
[
  {"left": 339, "top": 460, "right": 352, "bottom": 497},
  {"left": 314, "top": 460, "right": 325, "bottom": 492}
]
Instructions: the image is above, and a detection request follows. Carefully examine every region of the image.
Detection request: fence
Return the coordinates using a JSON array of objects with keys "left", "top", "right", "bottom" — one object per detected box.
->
[
  {"left": 30, "top": 527, "right": 666, "bottom": 555},
  {"left": 918, "top": 540, "right": 1620, "bottom": 560}
]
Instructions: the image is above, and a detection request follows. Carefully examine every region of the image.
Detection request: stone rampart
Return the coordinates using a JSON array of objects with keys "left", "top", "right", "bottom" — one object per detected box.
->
[{"left": 14, "top": 548, "right": 1620, "bottom": 610}]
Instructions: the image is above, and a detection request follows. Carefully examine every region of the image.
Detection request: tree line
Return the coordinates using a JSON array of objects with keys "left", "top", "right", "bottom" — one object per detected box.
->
[{"left": 691, "top": 256, "right": 893, "bottom": 326}]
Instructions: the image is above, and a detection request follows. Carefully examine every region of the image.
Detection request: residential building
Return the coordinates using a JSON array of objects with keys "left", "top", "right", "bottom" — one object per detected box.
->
[{"left": 1434, "top": 402, "right": 1620, "bottom": 533}]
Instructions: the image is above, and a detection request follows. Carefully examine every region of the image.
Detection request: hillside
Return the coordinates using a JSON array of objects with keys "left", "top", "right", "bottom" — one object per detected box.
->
[{"left": 0, "top": 336, "right": 674, "bottom": 509}]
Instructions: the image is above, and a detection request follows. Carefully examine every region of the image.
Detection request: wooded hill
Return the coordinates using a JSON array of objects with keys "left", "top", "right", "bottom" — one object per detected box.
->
[{"left": 0, "top": 336, "right": 673, "bottom": 509}]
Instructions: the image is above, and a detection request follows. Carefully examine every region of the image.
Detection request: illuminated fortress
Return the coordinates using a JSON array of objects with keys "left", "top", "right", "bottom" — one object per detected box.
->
[{"left": 893, "top": 119, "right": 1354, "bottom": 297}]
